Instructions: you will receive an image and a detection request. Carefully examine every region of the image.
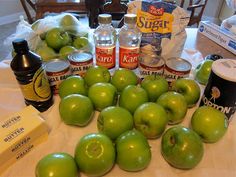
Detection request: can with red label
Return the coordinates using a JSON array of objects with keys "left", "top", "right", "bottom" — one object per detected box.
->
[
  {"left": 200, "top": 59, "right": 236, "bottom": 122},
  {"left": 138, "top": 53, "right": 165, "bottom": 79},
  {"left": 164, "top": 57, "right": 192, "bottom": 84},
  {"left": 68, "top": 51, "right": 93, "bottom": 77},
  {"left": 44, "top": 59, "right": 72, "bottom": 94}
]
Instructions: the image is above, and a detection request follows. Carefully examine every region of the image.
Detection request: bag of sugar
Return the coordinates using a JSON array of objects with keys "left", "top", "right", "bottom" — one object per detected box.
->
[{"left": 127, "top": 0, "right": 190, "bottom": 60}]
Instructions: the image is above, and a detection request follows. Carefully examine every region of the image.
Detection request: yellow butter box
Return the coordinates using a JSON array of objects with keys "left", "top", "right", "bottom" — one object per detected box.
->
[{"left": 0, "top": 106, "right": 49, "bottom": 173}]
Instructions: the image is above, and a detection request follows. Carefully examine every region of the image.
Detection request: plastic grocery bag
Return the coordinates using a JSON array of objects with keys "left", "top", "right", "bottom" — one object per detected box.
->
[
  {"left": 221, "top": 15, "right": 236, "bottom": 34},
  {"left": 4, "top": 16, "right": 41, "bottom": 53},
  {"left": 127, "top": 0, "right": 190, "bottom": 60},
  {"left": 4, "top": 13, "right": 92, "bottom": 61}
]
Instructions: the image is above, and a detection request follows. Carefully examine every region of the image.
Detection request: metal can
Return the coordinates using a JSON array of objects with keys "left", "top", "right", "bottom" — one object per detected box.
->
[
  {"left": 44, "top": 59, "right": 72, "bottom": 94},
  {"left": 200, "top": 59, "right": 236, "bottom": 122},
  {"left": 164, "top": 57, "right": 192, "bottom": 84},
  {"left": 138, "top": 54, "right": 165, "bottom": 79},
  {"left": 68, "top": 51, "right": 93, "bottom": 77}
]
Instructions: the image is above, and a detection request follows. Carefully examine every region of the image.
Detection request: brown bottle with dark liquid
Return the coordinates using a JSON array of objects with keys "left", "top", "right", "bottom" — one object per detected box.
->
[{"left": 10, "top": 39, "right": 53, "bottom": 112}]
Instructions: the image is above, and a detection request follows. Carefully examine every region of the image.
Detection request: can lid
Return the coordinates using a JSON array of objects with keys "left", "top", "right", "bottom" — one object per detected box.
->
[
  {"left": 212, "top": 59, "right": 236, "bottom": 82},
  {"left": 98, "top": 14, "right": 112, "bottom": 24},
  {"left": 166, "top": 57, "right": 192, "bottom": 72},
  {"left": 44, "top": 59, "right": 70, "bottom": 73},
  {"left": 124, "top": 14, "right": 137, "bottom": 24},
  {"left": 68, "top": 52, "right": 93, "bottom": 62}
]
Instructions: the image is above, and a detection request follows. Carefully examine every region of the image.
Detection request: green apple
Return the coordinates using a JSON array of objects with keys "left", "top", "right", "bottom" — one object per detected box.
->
[
  {"left": 74, "top": 133, "right": 115, "bottom": 177},
  {"left": 157, "top": 91, "right": 187, "bottom": 124},
  {"left": 88, "top": 82, "right": 117, "bottom": 111},
  {"left": 35, "top": 45, "right": 57, "bottom": 62},
  {"left": 172, "top": 78, "right": 201, "bottom": 107},
  {"left": 31, "top": 19, "right": 47, "bottom": 39},
  {"left": 195, "top": 59, "right": 213, "bottom": 85},
  {"left": 116, "top": 130, "right": 151, "bottom": 172},
  {"left": 161, "top": 126, "right": 204, "bottom": 169},
  {"left": 60, "top": 14, "right": 80, "bottom": 33},
  {"left": 191, "top": 106, "right": 228, "bottom": 143},
  {"left": 45, "top": 27, "right": 71, "bottom": 50},
  {"left": 111, "top": 68, "right": 138, "bottom": 93},
  {"left": 35, "top": 152, "right": 78, "bottom": 177},
  {"left": 97, "top": 106, "right": 133, "bottom": 140},
  {"left": 134, "top": 102, "right": 168, "bottom": 139},
  {"left": 73, "top": 36, "right": 89, "bottom": 50},
  {"left": 141, "top": 75, "right": 169, "bottom": 102},
  {"left": 119, "top": 85, "right": 148, "bottom": 114},
  {"left": 59, "top": 94, "right": 94, "bottom": 126},
  {"left": 59, "top": 75, "right": 87, "bottom": 98},
  {"left": 84, "top": 66, "right": 111, "bottom": 87},
  {"left": 59, "top": 46, "right": 77, "bottom": 59}
]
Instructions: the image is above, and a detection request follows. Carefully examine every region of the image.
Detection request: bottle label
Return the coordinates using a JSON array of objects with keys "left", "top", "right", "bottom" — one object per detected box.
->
[
  {"left": 119, "top": 46, "right": 139, "bottom": 69},
  {"left": 95, "top": 46, "right": 116, "bottom": 69},
  {"left": 19, "top": 67, "right": 52, "bottom": 101}
]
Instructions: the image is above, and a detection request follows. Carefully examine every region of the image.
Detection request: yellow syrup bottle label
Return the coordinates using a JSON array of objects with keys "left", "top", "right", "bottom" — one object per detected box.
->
[{"left": 20, "top": 67, "right": 51, "bottom": 101}]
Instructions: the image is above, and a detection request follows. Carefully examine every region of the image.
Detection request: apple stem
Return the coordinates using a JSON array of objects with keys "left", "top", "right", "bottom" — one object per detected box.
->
[{"left": 170, "top": 135, "right": 176, "bottom": 145}]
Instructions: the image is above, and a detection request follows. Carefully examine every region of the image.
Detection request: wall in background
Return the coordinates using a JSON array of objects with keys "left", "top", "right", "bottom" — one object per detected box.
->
[{"left": 0, "top": 0, "right": 34, "bottom": 25}]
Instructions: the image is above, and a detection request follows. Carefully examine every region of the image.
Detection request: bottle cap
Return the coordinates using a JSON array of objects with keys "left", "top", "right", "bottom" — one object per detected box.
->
[
  {"left": 98, "top": 14, "right": 112, "bottom": 24},
  {"left": 12, "top": 39, "right": 29, "bottom": 53},
  {"left": 124, "top": 14, "right": 137, "bottom": 24}
]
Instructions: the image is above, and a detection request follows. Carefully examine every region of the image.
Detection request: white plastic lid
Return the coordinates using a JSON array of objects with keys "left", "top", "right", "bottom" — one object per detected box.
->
[{"left": 212, "top": 59, "right": 236, "bottom": 82}]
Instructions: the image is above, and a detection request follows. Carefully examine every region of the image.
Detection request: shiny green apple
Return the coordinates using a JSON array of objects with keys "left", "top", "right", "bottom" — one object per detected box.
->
[
  {"left": 111, "top": 68, "right": 138, "bottom": 93},
  {"left": 45, "top": 27, "right": 71, "bottom": 50},
  {"left": 116, "top": 130, "right": 151, "bottom": 172},
  {"left": 119, "top": 85, "right": 148, "bottom": 114},
  {"left": 157, "top": 91, "right": 187, "bottom": 124},
  {"left": 141, "top": 75, "right": 169, "bottom": 102},
  {"left": 191, "top": 106, "right": 228, "bottom": 143},
  {"left": 195, "top": 60, "right": 213, "bottom": 85},
  {"left": 97, "top": 106, "right": 133, "bottom": 140},
  {"left": 134, "top": 102, "right": 168, "bottom": 139},
  {"left": 74, "top": 133, "right": 115, "bottom": 177},
  {"left": 59, "top": 94, "right": 94, "bottom": 126},
  {"left": 59, "top": 75, "right": 87, "bottom": 98},
  {"left": 172, "top": 78, "right": 201, "bottom": 107},
  {"left": 88, "top": 82, "right": 117, "bottom": 111},
  {"left": 35, "top": 152, "right": 78, "bottom": 177},
  {"left": 59, "top": 46, "right": 77, "bottom": 59},
  {"left": 84, "top": 66, "right": 111, "bottom": 87},
  {"left": 161, "top": 126, "right": 204, "bottom": 169}
]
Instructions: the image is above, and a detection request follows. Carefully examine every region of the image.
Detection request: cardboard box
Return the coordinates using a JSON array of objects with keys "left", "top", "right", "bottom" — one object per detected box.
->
[
  {"left": 198, "top": 21, "right": 236, "bottom": 55},
  {"left": 0, "top": 106, "right": 49, "bottom": 174}
]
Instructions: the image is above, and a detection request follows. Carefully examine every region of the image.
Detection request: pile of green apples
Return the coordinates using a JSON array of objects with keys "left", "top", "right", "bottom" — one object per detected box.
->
[
  {"left": 35, "top": 66, "right": 229, "bottom": 177},
  {"left": 31, "top": 14, "right": 91, "bottom": 61}
]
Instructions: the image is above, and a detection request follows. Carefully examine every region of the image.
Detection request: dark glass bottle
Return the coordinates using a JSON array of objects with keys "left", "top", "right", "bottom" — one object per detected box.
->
[{"left": 10, "top": 39, "right": 53, "bottom": 112}]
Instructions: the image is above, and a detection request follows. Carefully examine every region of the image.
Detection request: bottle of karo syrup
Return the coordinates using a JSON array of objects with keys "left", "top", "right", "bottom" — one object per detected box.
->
[
  {"left": 118, "top": 14, "right": 142, "bottom": 71},
  {"left": 10, "top": 39, "right": 53, "bottom": 112},
  {"left": 93, "top": 14, "right": 117, "bottom": 70}
]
